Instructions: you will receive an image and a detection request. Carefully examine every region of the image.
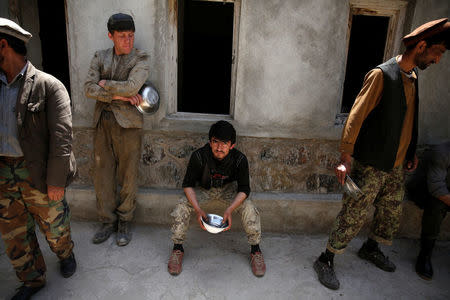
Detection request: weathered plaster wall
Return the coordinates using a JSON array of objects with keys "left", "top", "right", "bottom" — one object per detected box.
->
[
  {"left": 411, "top": 0, "right": 450, "bottom": 145},
  {"left": 67, "top": 0, "right": 348, "bottom": 139},
  {"left": 66, "top": 0, "right": 449, "bottom": 194},
  {"left": 67, "top": 0, "right": 448, "bottom": 143},
  {"left": 235, "top": 0, "right": 348, "bottom": 139},
  {"left": 73, "top": 129, "right": 340, "bottom": 193}
]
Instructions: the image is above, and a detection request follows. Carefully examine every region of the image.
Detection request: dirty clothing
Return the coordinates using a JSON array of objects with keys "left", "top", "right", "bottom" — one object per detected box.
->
[
  {"left": 93, "top": 110, "right": 141, "bottom": 223},
  {"left": 0, "top": 157, "right": 74, "bottom": 287},
  {"left": 182, "top": 144, "right": 250, "bottom": 196},
  {"left": 84, "top": 47, "right": 150, "bottom": 224},
  {"left": 340, "top": 58, "right": 418, "bottom": 169},
  {"left": 171, "top": 182, "right": 261, "bottom": 245},
  {"left": 84, "top": 48, "right": 150, "bottom": 128},
  {"left": 327, "top": 160, "right": 404, "bottom": 254}
]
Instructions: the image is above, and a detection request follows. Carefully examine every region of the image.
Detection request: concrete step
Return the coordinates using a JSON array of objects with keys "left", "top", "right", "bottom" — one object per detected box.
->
[{"left": 66, "top": 186, "right": 450, "bottom": 239}]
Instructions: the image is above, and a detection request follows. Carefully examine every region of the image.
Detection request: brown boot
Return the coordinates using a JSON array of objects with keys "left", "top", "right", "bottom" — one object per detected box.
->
[
  {"left": 168, "top": 250, "right": 184, "bottom": 275},
  {"left": 250, "top": 252, "right": 266, "bottom": 277}
]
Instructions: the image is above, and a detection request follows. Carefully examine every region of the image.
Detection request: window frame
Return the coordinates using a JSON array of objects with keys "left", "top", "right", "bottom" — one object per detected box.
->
[
  {"left": 335, "top": 0, "right": 409, "bottom": 125},
  {"left": 167, "top": 0, "right": 241, "bottom": 120}
]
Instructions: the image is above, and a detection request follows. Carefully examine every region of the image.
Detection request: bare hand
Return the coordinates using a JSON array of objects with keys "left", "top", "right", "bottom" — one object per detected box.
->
[
  {"left": 98, "top": 79, "right": 106, "bottom": 88},
  {"left": 222, "top": 208, "right": 232, "bottom": 231},
  {"left": 113, "top": 94, "right": 143, "bottom": 106},
  {"left": 196, "top": 209, "right": 207, "bottom": 231},
  {"left": 128, "top": 94, "right": 143, "bottom": 106},
  {"left": 438, "top": 194, "right": 450, "bottom": 207},
  {"left": 335, "top": 152, "right": 352, "bottom": 185},
  {"left": 404, "top": 155, "right": 419, "bottom": 172},
  {"left": 47, "top": 185, "right": 65, "bottom": 201}
]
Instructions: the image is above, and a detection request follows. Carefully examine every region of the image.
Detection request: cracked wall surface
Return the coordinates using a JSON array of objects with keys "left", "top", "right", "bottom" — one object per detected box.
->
[{"left": 73, "top": 129, "right": 341, "bottom": 193}]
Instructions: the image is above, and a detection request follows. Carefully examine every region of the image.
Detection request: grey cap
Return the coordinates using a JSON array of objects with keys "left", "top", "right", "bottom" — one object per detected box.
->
[{"left": 0, "top": 17, "right": 32, "bottom": 43}]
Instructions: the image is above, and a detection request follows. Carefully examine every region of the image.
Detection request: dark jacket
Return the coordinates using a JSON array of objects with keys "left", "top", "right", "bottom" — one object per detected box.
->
[
  {"left": 353, "top": 57, "right": 419, "bottom": 171},
  {"left": 15, "top": 62, "right": 76, "bottom": 193}
]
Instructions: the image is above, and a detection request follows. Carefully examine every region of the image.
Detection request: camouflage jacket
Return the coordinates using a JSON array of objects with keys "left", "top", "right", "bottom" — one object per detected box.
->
[
  {"left": 84, "top": 48, "right": 150, "bottom": 128},
  {"left": 15, "top": 62, "right": 77, "bottom": 193}
]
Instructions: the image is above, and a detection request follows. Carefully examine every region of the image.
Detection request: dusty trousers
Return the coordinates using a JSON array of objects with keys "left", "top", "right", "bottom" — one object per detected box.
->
[
  {"left": 171, "top": 182, "right": 261, "bottom": 245},
  {"left": 327, "top": 160, "right": 404, "bottom": 254},
  {"left": 0, "top": 157, "right": 74, "bottom": 287},
  {"left": 94, "top": 110, "right": 142, "bottom": 224}
]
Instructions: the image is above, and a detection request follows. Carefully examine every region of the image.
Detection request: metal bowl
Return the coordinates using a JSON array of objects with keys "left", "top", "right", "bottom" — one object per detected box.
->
[
  {"left": 136, "top": 81, "right": 159, "bottom": 114},
  {"left": 344, "top": 175, "right": 364, "bottom": 200},
  {"left": 201, "top": 214, "right": 229, "bottom": 234}
]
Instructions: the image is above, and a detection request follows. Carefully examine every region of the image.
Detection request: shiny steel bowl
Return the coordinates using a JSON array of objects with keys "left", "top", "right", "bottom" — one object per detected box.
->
[
  {"left": 136, "top": 81, "right": 159, "bottom": 114},
  {"left": 344, "top": 175, "right": 364, "bottom": 200},
  {"left": 201, "top": 214, "right": 229, "bottom": 234}
]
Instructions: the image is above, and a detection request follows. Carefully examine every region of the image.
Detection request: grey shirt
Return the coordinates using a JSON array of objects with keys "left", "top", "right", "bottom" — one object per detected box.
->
[
  {"left": 427, "top": 142, "right": 450, "bottom": 199},
  {"left": 0, "top": 62, "right": 28, "bottom": 157}
]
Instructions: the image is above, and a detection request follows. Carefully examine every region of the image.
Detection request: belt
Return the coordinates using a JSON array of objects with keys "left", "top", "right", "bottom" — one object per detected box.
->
[{"left": 0, "top": 156, "right": 25, "bottom": 164}]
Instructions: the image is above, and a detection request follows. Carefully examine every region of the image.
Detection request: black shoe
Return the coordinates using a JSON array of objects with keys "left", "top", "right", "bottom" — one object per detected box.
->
[
  {"left": 60, "top": 252, "right": 77, "bottom": 278},
  {"left": 92, "top": 223, "right": 115, "bottom": 244},
  {"left": 11, "top": 284, "right": 45, "bottom": 300},
  {"left": 313, "top": 254, "right": 340, "bottom": 290},
  {"left": 116, "top": 220, "right": 131, "bottom": 246},
  {"left": 416, "top": 253, "right": 433, "bottom": 280},
  {"left": 358, "top": 242, "right": 396, "bottom": 272}
]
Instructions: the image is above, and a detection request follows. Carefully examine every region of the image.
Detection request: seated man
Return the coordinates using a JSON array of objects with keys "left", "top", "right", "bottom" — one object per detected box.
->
[
  {"left": 167, "top": 120, "right": 266, "bottom": 277},
  {"left": 407, "top": 141, "right": 450, "bottom": 280}
]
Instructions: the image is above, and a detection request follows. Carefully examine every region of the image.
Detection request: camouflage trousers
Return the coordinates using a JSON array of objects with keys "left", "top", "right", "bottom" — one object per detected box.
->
[
  {"left": 0, "top": 157, "right": 74, "bottom": 287},
  {"left": 327, "top": 160, "right": 404, "bottom": 254},
  {"left": 171, "top": 182, "right": 261, "bottom": 245}
]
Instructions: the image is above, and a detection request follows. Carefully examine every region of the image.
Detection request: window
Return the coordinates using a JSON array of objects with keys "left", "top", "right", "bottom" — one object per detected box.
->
[
  {"left": 168, "top": 0, "right": 241, "bottom": 118},
  {"left": 37, "top": 0, "right": 71, "bottom": 95},
  {"left": 336, "top": 0, "right": 408, "bottom": 121},
  {"left": 341, "top": 15, "right": 389, "bottom": 113}
]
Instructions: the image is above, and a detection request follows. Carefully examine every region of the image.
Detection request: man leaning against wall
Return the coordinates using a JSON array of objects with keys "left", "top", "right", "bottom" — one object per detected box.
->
[
  {"left": 0, "top": 18, "right": 77, "bottom": 300},
  {"left": 313, "top": 18, "right": 450, "bottom": 290},
  {"left": 84, "top": 13, "right": 150, "bottom": 247}
]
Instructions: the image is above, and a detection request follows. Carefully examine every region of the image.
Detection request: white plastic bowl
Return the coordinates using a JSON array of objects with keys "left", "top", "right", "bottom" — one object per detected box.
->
[{"left": 201, "top": 214, "right": 229, "bottom": 234}]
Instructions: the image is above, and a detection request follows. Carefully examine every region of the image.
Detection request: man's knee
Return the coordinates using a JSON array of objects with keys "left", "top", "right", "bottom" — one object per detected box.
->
[
  {"left": 171, "top": 199, "right": 192, "bottom": 222},
  {"left": 241, "top": 200, "right": 260, "bottom": 229}
]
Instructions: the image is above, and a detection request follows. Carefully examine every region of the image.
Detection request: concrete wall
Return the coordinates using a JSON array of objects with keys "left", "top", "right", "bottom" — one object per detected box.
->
[
  {"left": 412, "top": 0, "right": 450, "bottom": 145},
  {"left": 235, "top": 0, "right": 348, "bottom": 139},
  {"left": 67, "top": 0, "right": 348, "bottom": 139},
  {"left": 0, "top": 0, "right": 42, "bottom": 70}
]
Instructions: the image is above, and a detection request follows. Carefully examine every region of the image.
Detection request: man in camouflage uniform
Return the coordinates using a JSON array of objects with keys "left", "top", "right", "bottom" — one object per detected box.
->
[
  {"left": 168, "top": 121, "right": 266, "bottom": 277},
  {"left": 0, "top": 18, "right": 77, "bottom": 299},
  {"left": 314, "top": 19, "right": 449, "bottom": 290},
  {"left": 85, "top": 13, "right": 150, "bottom": 246}
]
